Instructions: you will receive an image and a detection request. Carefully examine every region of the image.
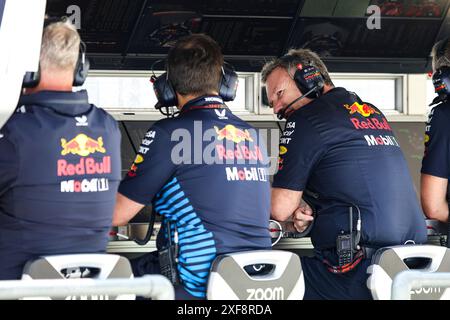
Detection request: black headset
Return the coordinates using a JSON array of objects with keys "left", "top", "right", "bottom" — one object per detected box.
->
[
  {"left": 22, "top": 40, "right": 90, "bottom": 88},
  {"left": 431, "top": 38, "right": 450, "bottom": 105},
  {"left": 271, "top": 55, "right": 325, "bottom": 120},
  {"left": 279, "top": 54, "right": 325, "bottom": 99},
  {"left": 152, "top": 63, "right": 239, "bottom": 109}
]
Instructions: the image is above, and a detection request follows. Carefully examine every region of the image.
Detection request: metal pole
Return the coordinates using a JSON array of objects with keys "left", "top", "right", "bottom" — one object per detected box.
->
[
  {"left": 0, "top": 275, "right": 174, "bottom": 300},
  {"left": 392, "top": 270, "right": 450, "bottom": 300}
]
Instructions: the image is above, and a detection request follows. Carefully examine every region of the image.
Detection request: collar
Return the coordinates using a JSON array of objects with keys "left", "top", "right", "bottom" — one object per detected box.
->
[
  {"left": 18, "top": 90, "right": 92, "bottom": 116},
  {"left": 180, "top": 95, "right": 226, "bottom": 115}
]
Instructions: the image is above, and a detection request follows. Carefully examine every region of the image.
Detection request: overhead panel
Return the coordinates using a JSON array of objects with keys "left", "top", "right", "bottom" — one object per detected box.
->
[
  {"left": 288, "top": 18, "right": 441, "bottom": 58},
  {"left": 46, "top": 0, "right": 145, "bottom": 53},
  {"left": 146, "top": 0, "right": 299, "bottom": 16},
  {"left": 44, "top": 0, "right": 450, "bottom": 73},
  {"left": 289, "top": 0, "right": 450, "bottom": 72}
]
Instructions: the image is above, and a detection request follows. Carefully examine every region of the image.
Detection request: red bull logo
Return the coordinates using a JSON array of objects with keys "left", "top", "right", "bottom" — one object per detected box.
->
[
  {"left": 61, "top": 134, "right": 106, "bottom": 157},
  {"left": 126, "top": 154, "right": 144, "bottom": 178},
  {"left": 279, "top": 146, "right": 288, "bottom": 155},
  {"left": 278, "top": 157, "right": 283, "bottom": 171},
  {"left": 127, "top": 163, "right": 138, "bottom": 178},
  {"left": 344, "top": 102, "right": 380, "bottom": 118},
  {"left": 216, "top": 144, "right": 263, "bottom": 161},
  {"left": 57, "top": 156, "right": 111, "bottom": 177},
  {"left": 214, "top": 125, "right": 253, "bottom": 143}
]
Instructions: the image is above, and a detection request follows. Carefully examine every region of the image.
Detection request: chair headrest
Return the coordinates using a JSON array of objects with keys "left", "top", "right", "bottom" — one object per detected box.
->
[{"left": 207, "top": 250, "right": 304, "bottom": 300}]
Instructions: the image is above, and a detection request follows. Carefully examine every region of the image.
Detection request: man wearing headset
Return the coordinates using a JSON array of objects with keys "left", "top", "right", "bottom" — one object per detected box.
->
[
  {"left": 262, "top": 49, "right": 426, "bottom": 299},
  {"left": 0, "top": 21, "right": 121, "bottom": 279},
  {"left": 113, "top": 34, "right": 271, "bottom": 300},
  {"left": 421, "top": 38, "right": 450, "bottom": 223}
]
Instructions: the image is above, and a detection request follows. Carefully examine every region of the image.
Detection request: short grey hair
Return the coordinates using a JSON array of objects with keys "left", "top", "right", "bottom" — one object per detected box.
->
[
  {"left": 431, "top": 39, "right": 450, "bottom": 72},
  {"left": 261, "top": 48, "right": 333, "bottom": 86},
  {"left": 40, "top": 21, "right": 80, "bottom": 72}
]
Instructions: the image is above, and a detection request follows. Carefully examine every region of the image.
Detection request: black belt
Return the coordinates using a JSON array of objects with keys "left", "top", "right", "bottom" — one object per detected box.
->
[{"left": 318, "top": 246, "right": 380, "bottom": 274}]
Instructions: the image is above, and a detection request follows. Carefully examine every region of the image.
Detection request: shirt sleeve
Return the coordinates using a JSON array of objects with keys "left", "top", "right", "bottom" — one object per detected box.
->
[
  {"left": 0, "top": 130, "right": 19, "bottom": 196},
  {"left": 118, "top": 123, "right": 176, "bottom": 205},
  {"left": 421, "top": 106, "right": 450, "bottom": 178},
  {"left": 272, "top": 115, "right": 326, "bottom": 191}
]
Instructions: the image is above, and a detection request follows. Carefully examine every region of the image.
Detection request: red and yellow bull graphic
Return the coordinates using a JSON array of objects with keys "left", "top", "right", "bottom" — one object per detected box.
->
[
  {"left": 127, "top": 154, "right": 144, "bottom": 178},
  {"left": 344, "top": 102, "right": 380, "bottom": 118},
  {"left": 278, "top": 157, "right": 284, "bottom": 171},
  {"left": 61, "top": 134, "right": 106, "bottom": 157},
  {"left": 214, "top": 125, "right": 253, "bottom": 143}
]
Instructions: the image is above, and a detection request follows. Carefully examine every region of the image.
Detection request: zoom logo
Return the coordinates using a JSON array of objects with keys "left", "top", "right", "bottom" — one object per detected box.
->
[{"left": 246, "top": 287, "right": 284, "bottom": 300}]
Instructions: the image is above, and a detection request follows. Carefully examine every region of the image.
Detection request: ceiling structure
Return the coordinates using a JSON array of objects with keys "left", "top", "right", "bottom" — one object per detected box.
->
[{"left": 45, "top": 0, "right": 450, "bottom": 73}]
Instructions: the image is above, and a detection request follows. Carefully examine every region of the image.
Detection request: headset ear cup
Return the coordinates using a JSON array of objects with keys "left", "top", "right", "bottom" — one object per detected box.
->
[
  {"left": 219, "top": 66, "right": 238, "bottom": 102},
  {"left": 153, "top": 72, "right": 178, "bottom": 108},
  {"left": 293, "top": 66, "right": 325, "bottom": 99},
  {"left": 73, "top": 56, "right": 90, "bottom": 87},
  {"left": 22, "top": 69, "right": 41, "bottom": 88},
  {"left": 432, "top": 66, "right": 450, "bottom": 97}
]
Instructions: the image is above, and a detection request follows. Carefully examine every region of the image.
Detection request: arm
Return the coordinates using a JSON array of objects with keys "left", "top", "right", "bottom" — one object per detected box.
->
[
  {"left": 112, "top": 193, "right": 145, "bottom": 226},
  {"left": 421, "top": 173, "right": 449, "bottom": 222},
  {"left": 271, "top": 117, "right": 323, "bottom": 231},
  {"left": 271, "top": 188, "right": 302, "bottom": 221},
  {"left": 115, "top": 124, "right": 176, "bottom": 226},
  {"left": 271, "top": 188, "right": 314, "bottom": 232}
]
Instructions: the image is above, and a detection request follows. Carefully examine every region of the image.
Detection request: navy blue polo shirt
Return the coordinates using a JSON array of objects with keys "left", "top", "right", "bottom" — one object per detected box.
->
[
  {"left": 422, "top": 101, "right": 450, "bottom": 179},
  {"left": 119, "top": 95, "right": 271, "bottom": 298},
  {"left": 0, "top": 90, "right": 121, "bottom": 279},
  {"left": 273, "top": 87, "right": 426, "bottom": 250}
]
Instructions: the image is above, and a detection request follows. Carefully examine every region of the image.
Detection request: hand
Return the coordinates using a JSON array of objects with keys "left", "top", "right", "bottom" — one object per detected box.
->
[{"left": 292, "top": 200, "right": 314, "bottom": 233}]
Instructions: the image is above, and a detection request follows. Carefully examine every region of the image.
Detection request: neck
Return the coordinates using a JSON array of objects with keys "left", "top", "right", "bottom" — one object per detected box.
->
[
  {"left": 294, "top": 84, "right": 334, "bottom": 110},
  {"left": 24, "top": 69, "right": 74, "bottom": 94},
  {"left": 177, "top": 91, "right": 219, "bottom": 110},
  {"left": 282, "top": 84, "right": 334, "bottom": 118},
  {"left": 322, "top": 84, "right": 334, "bottom": 95}
]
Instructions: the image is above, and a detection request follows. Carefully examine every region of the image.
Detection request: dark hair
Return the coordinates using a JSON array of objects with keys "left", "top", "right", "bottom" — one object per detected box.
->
[{"left": 167, "top": 34, "right": 223, "bottom": 96}]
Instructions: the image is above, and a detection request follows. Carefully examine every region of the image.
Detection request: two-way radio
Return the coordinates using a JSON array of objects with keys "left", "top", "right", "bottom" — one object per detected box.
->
[
  {"left": 336, "top": 206, "right": 362, "bottom": 267},
  {"left": 304, "top": 190, "right": 362, "bottom": 267}
]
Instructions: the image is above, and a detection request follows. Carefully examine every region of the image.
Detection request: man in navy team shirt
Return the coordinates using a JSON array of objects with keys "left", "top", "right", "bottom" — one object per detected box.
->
[
  {"left": 0, "top": 21, "right": 121, "bottom": 280},
  {"left": 262, "top": 48, "right": 426, "bottom": 299},
  {"left": 113, "top": 34, "right": 271, "bottom": 300},
  {"left": 421, "top": 38, "right": 450, "bottom": 223}
]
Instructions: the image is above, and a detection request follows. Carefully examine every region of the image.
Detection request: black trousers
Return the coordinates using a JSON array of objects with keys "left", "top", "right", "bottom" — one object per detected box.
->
[{"left": 301, "top": 255, "right": 373, "bottom": 300}]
